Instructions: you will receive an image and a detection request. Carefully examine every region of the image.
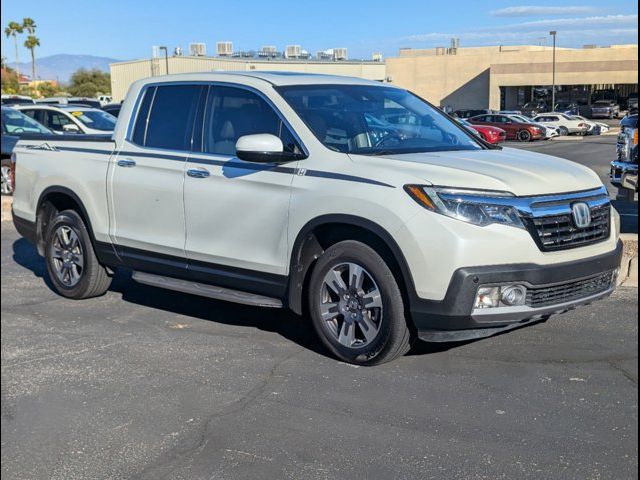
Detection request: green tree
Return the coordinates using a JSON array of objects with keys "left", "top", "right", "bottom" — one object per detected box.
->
[
  {"left": 37, "top": 81, "right": 60, "bottom": 98},
  {"left": 4, "top": 21, "right": 23, "bottom": 74},
  {"left": 1, "top": 67, "right": 20, "bottom": 94},
  {"left": 24, "top": 35, "right": 40, "bottom": 81},
  {"left": 68, "top": 68, "right": 111, "bottom": 97}
]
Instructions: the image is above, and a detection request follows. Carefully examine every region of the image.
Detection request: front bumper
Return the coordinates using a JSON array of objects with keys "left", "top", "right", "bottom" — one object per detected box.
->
[
  {"left": 610, "top": 160, "right": 639, "bottom": 186},
  {"left": 410, "top": 240, "right": 622, "bottom": 342}
]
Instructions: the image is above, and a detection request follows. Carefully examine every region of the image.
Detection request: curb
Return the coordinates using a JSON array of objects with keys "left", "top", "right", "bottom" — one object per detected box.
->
[
  {"left": 1, "top": 195, "right": 637, "bottom": 286},
  {"left": 618, "top": 233, "right": 639, "bottom": 287},
  {"left": 1, "top": 196, "right": 11, "bottom": 222}
]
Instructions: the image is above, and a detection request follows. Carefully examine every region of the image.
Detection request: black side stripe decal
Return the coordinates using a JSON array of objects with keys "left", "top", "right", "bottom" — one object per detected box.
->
[{"left": 54, "top": 146, "right": 395, "bottom": 188}]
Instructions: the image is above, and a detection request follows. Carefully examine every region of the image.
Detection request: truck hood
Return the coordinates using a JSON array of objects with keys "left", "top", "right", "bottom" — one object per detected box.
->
[{"left": 350, "top": 147, "right": 603, "bottom": 196}]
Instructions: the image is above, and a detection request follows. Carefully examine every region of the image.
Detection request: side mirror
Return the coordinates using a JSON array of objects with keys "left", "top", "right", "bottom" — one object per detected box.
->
[
  {"left": 236, "top": 134, "right": 303, "bottom": 163},
  {"left": 62, "top": 123, "right": 81, "bottom": 133}
]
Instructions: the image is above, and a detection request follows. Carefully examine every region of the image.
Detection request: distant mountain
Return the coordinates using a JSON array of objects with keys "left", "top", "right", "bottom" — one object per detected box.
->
[{"left": 8, "top": 54, "right": 121, "bottom": 83}]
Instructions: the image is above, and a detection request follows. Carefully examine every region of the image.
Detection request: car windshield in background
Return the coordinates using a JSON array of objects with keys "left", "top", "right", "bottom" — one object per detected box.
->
[
  {"left": 70, "top": 110, "right": 116, "bottom": 131},
  {"left": 277, "top": 85, "right": 482, "bottom": 155},
  {"left": 1, "top": 108, "right": 51, "bottom": 135}
]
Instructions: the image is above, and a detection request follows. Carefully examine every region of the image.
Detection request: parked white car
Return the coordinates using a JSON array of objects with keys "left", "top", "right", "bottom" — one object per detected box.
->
[
  {"left": 15, "top": 104, "right": 116, "bottom": 134},
  {"left": 571, "top": 115, "right": 610, "bottom": 134},
  {"left": 532, "top": 113, "right": 589, "bottom": 136},
  {"left": 505, "top": 114, "right": 559, "bottom": 139},
  {"left": 10, "top": 72, "right": 622, "bottom": 365}
]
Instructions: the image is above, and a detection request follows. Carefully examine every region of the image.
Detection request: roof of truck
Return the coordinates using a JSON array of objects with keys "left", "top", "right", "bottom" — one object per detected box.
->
[{"left": 136, "top": 71, "right": 391, "bottom": 88}]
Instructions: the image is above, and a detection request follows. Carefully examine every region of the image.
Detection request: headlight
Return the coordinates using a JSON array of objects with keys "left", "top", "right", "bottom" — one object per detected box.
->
[{"left": 404, "top": 185, "right": 525, "bottom": 229}]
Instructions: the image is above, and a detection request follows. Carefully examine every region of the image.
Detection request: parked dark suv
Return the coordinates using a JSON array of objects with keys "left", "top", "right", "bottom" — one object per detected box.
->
[{"left": 591, "top": 100, "right": 620, "bottom": 119}]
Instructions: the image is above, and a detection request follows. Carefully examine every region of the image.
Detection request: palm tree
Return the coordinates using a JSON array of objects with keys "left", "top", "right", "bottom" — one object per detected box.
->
[
  {"left": 4, "top": 21, "right": 23, "bottom": 74},
  {"left": 22, "top": 17, "right": 36, "bottom": 35},
  {"left": 24, "top": 35, "right": 40, "bottom": 80}
]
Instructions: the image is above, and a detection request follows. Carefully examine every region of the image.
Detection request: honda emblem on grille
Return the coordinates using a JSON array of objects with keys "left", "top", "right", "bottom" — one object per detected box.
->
[{"left": 571, "top": 202, "right": 592, "bottom": 228}]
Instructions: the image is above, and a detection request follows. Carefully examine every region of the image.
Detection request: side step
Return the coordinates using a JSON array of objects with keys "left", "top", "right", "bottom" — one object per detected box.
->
[{"left": 131, "top": 271, "right": 283, "bottom": 308}]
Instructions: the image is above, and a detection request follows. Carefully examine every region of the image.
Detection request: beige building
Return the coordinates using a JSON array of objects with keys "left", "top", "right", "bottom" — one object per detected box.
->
[
  {"left": 110, "top": 56, "right": 386, "bottom": 101},
  {"left": 110, "top": 44, "right": 638, "bottom": 110},
  {"left": 386, "top": 44, "right": 638, "bottom": 111}
]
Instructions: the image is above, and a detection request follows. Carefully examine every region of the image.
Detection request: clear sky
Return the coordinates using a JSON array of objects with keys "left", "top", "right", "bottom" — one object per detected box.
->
[{"left": 1, "top": 0, "right": 638, "bottom": 61}]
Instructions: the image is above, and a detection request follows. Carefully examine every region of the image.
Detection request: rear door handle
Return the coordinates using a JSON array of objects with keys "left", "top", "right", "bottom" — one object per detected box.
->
[
  {"left": 187, "top": 168, "right": 210, "bottom": 179},
  {"left": 117, "top": 158, "right": 136, "bottom": 168}
]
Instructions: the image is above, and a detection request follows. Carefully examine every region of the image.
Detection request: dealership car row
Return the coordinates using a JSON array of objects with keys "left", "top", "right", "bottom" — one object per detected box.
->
[{"left": 0, "top": 91, "right": 631, "bottom": 196}]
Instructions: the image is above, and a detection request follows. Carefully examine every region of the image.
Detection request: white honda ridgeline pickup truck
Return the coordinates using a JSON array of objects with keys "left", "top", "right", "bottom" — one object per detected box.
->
[{"left": 12, "top": 73, "right": 622, "bottom": 365}]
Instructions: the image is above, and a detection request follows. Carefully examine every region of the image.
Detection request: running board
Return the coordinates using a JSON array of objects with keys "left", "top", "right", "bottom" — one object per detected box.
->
[{"left": 131, "top": 271, "right": 283, "bottom": 308}]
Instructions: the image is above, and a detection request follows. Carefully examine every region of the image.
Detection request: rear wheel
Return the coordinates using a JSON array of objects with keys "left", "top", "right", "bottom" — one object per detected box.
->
[
  {"left": 558, "top": 126, "right": 569, "bottom": 136},
  {"left": 1, "top": 159, "right": 13, "bottom": 195},
  {"left": 308, "top": 240, "right": 413, "bottom": 365},
  {"left": 517, "top": 130, "right": 532, "bottom": 142},
  {"left": 44, "top": 210, "right": 112, "bottom": 299}
]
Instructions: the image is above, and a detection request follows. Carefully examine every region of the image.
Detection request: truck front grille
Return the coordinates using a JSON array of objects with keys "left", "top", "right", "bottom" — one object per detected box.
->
[
  {"left": 525, "top": 204, "right": 611, "bottom": 251},
  {"left": 526, "top": 271, "right": 615, "bottom": 308}
]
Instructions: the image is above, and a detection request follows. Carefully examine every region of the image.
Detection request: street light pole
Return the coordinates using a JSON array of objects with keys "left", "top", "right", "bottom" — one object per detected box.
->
[
  {"left": 550, "top": 31, "right": 557, "bottom": 111},
  {"left": 159, "top": 46, "right": 169, "bottom": 75}
]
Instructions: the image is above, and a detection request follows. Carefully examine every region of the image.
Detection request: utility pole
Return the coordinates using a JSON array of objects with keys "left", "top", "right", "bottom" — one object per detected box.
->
[
  {"left": 159, "top": 46, "right": 169, "bottom": 74},
  {"left": 550, "top": 31, "right": 557, "bottom": 111}
]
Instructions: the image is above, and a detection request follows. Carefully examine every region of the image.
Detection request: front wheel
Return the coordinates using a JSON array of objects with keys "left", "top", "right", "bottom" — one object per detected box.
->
[
  {"left": 517, "top": 130, "right": 532, "bottom": 142},
  {"left": 308, "top": 240, "right": 413, "bottom": 365},
  {"left": 44, "top": 210, "right": 112, "bottom": 299}
]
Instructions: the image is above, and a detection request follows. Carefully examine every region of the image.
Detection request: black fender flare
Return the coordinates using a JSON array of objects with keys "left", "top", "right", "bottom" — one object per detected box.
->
[{"left": 286, "top": 214, "right": 417, "bottom": 315}]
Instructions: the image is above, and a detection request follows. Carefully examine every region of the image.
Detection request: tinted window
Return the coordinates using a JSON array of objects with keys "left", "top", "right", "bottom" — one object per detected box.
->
[
  {"left": 144, "top": 85, "right": 203, "bottom": 151},
  {"left": 131, "top": 87, "right": 155, "bottom": 145},
  {"left": 202, "top": 86, "right": 300, "bottom": 155},
  {"left": 1, "top": 108, "right": 51, "bottom": 135},
  {"left": 42, "top": 111, "right": 73, "bottom": 131}
]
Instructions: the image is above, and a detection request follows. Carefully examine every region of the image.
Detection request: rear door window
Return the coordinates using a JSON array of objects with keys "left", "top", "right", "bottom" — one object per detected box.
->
[{"left": 137, "top": 84, "right": 204, "bottom": 151}]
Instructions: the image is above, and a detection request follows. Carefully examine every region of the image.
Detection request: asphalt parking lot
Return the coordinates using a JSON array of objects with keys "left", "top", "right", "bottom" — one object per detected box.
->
[{"left": 1, "top": 138, "right": 638, "bottom": 480}]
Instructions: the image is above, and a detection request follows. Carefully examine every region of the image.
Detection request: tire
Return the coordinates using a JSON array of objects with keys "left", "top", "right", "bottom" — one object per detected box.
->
[
  {"left": 517, "top": 130, "right": 532, "bottom": 142},
  {"left": 558, "top": 126, "right": 569, "bottom": 136},
  {"left": 44, "top": 209, "right": 112, "bottom": 299},
  {"left": 1, "top": 158, "right": 13, "bottom": 196},
  {"left": 308, "top": 240, "right": 413, "bottom": 365}
]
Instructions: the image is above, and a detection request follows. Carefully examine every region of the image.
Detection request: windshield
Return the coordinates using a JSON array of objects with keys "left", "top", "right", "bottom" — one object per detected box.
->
[
  {"left": 69, "top": 109, "right": 116, "bottom": 131},
  {"left": 1, "top": 108, "right": 52, "bottom": 135},
  {"left": 277, "top": 85, "right": 482, "bottom": 155}
]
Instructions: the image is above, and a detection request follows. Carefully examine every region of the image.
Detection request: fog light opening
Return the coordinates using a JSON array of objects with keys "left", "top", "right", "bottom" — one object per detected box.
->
[{"left": 500, "top": 285, "right": 527, "bottom": 306}]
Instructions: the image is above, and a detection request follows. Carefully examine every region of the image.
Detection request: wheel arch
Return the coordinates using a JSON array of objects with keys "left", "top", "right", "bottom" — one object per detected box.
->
[
  {"left": 287, "top": 214, "right": 416, "bottom": 316},
  {"left": 35, "top": 186, "right": 97, "bottom": 256}
]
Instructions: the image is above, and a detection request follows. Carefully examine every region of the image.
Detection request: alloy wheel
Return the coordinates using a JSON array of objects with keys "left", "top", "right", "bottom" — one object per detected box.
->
[
  {"left": 51, "top": 225, "right": 85, "bottom": 287},
  {"left": 1, "top": 165, "right": 13, "bottom": 195},
  {"left": 319, "top": 262, "right": 383, "bottom": 348}
]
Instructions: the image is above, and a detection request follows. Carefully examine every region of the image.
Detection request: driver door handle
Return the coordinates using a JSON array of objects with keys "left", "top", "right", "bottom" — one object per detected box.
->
[
  {"left": 187, "top": 168, "right": 210, "bottom": 179},
  {"left": 117, "top": 158, "right": 136, "bottom": 168}
]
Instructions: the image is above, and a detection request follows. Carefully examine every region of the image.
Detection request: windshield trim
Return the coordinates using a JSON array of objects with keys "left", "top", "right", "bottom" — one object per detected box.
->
[{"left": 274, "top": 84, "right": 493, "bottom": 155}]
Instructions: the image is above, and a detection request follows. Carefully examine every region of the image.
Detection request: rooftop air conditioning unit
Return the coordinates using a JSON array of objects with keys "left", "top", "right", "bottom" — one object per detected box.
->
[
  {"left": 189, "top": 43, "right": 207, "bottom": 57},
  {"left": 285, "top": 45, "right": 301, "bottom": 58},
  {"left": 333, "top": 48, "right": 347, "bottom": 60},
  {"left": 217, "top": 42, "right": 233, "bottom": 56}
]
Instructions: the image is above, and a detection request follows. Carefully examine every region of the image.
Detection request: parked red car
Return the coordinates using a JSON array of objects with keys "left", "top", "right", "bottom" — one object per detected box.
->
[
  {"left": 469, "top": 114, "right": 543, "bottom": 142},
  {"left": 458, "top": 119, "right": 506, "bottom": 144}
]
